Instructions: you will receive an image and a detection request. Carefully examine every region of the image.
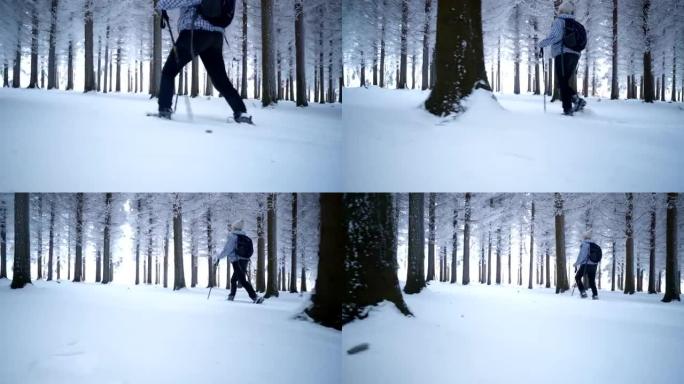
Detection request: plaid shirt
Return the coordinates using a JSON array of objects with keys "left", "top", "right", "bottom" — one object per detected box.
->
[
  {"left": 157, "top": 0, "right": 225, "bottom": 33},
  {"left": 538, "top": 14, "right": 580, "bottom": 58}
]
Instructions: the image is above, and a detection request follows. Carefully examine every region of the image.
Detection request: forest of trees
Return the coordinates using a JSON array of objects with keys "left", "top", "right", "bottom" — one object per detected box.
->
[
  {"left": 343, "top": 193, "right": 682, "bottom": 325},
  {"left": 0, "top": 193, "right": 342, "bottom": 328},
  {"left": 344, "top": 0, "right": 684, "bottom": 104},
  {"left": 0, "top": 0, "right": 342, "bottom": 105}
]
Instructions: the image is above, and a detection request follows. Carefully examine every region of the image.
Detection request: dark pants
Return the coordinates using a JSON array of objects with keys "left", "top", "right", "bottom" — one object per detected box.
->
[
  {"left": 554, "top": 53, "right": 580, "bottom": 113},
  {"left": 230, "top": 259, "right": 257, "bottom": 300},
  {"left": 575, "top": 264, "right": 598, "bottom": 297},
  {"left": 159, "top": 30, "right": 246, "bottom": 116}
]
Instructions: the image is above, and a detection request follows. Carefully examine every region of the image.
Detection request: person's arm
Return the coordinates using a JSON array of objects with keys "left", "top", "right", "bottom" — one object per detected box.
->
[
  {"left": 538, "top": 18, "right": 564, "bottom": 49},
  {"left": 156, "top": 0, "right": 203, "bottom": 11},
  {"left": 214, "top": 237, "right": 231, "bottom": 265},
  {"left": 574, "top": 242, "right": 588, "bottom": 267}
]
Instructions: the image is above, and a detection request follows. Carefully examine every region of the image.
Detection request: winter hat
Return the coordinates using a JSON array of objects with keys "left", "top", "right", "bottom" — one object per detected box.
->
[
  {"left": 231, "top": 219, "right": 244, "bottom": 231},
  {"left": 559, "top": 1, "right": 575, "bottom": 15}
]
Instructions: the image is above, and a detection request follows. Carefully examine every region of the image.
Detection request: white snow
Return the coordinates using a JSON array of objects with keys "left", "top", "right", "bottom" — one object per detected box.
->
[
  {"left": 343, "top": 282, "right": 684, "bottom": 384},
  {"left": 0, "top": 279, "right": 341, "bottom": 384},
  {"left": 344, "top": 86, "right": 684, "bottom": 192},
  {"left": 0, "top": 89, "right": 342, "bottom": 192}
]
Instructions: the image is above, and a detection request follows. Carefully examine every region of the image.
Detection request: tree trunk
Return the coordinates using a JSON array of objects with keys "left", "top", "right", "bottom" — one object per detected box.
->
[
  {"left": 256, "top": 200, "right": 266, "bottom": 292},
  {"left": 163, "top": 220, "right": 169, "bottom": 288},
  {"left": 672, "top": 47, "right": 677, "bottom": 102},
  {"left": 610, "top": 0, "right": 619, "bottom": 99},
  {"left": 36, "top": 196, "right": 43, "bottom": 279},
  {"left": 261, "top": 0, "right": 277, "bottom": 106},
  {"left": 207, "top": 208, "right": 216, "bottom": 288},
  {"left": 405, "top": 193, "right": 426, "bottom": 294},
  {"left": 513, "top": 4, "right": 521, "bottom": 95},
  {"left": 421, "top": 0, "right": 432, "bottom": 90},
  {"left": 342, "top": 194, "right": 411, "bottom": 327},
  {"left": 379, "top": 0, "right": 386, "bottom": 88},
  {"left": 624, "top": 193, "right": 636, "bottom": 294},
  {"left": 28, "top": 6, "right": 39, "bottom": 88},
  {"left": 102, "top": 193, "right": 112, "bottom": 284},
  {"left": 190, "top": 225, "right": 198, "bottom": 287},
  {"left": 67, "top": 41, "right": 74, "bottom": 90},
  {"left": 241, "top": 0, "right": 249, "bottom": 99},
  {"left": 173, "top": 195, "right": 186, "bottom": 290},
  {"left": 487, "top": 229, "right": 492, "bottom": 285},
  {"left": 554, "top": 194, "right": 569, "bottom": 293},
  {"left": 425, "top": 0, "right": 490, "bottom": 116},
  {"left": 611, "top": 240, "right": 616, "bottom": 291},
  {"left": 426, "top": 193, "right": 436, "bottom": 282},
  {"left": 450, "top": 206, "right": 458, "bottom": 283},
  {"left": 48, "top": 0, "right": 59, "bottom": 89},
  {"left": 289, "top": 194, "right": 298, "bottom": 293},
  {"left": 495, "top": 228, "right": 502, "bottom": 284},
  {"left": 294, "top": 0, "right": 307, "bottom": 105},
  {"left": 95, "top": 249, "right": 101, "bottom": 282},
  {"left": 529, "top": 200, "right": 535, "bottom": 289},
  {"left": 265, "top": 194, "right": 279, "bottom": 298},
  {"left": 11, "top": 194, "right": 31, "bottom": 289},
  {"left": 147, "top": 203, "right": 153, "bottom": 285},
  {"left": 151, "top": 0, "right": 162, "bottom": 97},
  {"left": 462, "top": 193, "right": 471, "bottom": 285},
  {"left": 84, "top": 0, "right": 95, "bottom": 92},
  {"left": 73, "top": 193, "right": 84, "bottom": 282},
  {"left": 662, "top": 193, "right": 680, "bottom": 302},
  {"left": 647, "top": 198, "right": 657, "bottom": 293},
  {"left": 1, "top": 200, "right": 8, "bottom": 278},
  {"left": 398, "top": 0, "right": 409, "bottom": 89}
]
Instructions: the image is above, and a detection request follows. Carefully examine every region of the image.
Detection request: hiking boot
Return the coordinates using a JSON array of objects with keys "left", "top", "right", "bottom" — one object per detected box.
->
[
  {"left": 592, "top": 295, "right": 599, "bottom": 300},
  {"left": 227, "top": 295, "right": 235, "bottom": 301},
  {"left": 234, "top": 112, "right": 254, "bottom": 125},
  {"left": 253, "top": 296, "right": 264, "bottom": 304},
  {"left": 573, "top": 96, "right": 587, "bottom": 112},
  {"left": 563, "top": 110, "right": 574, "bottom": 116},
  {"left": 158, "top": 107, "right": 173, "bottom": 120},
  {"left": 580, "top": 291, "right": 588, "bottom": 298}
]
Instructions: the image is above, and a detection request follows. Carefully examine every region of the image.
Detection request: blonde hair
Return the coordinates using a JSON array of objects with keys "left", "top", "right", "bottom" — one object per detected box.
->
[{"left": 559, "top": 1, "right": 576, "bottom": 15}]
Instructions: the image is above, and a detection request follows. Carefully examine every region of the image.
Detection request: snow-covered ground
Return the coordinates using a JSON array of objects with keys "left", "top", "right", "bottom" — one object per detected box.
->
[
  {"left": 343, "top": 282, "right": 684, "bottom": 384},
  {"left": 0, "top": 89, "right": 342, "bottom": 192},
  {"left": 344, "top": 87, "right": 684, "bottom": 192},
  {"left": 0, "top": 279, "right": 341, "bottom": 384}
]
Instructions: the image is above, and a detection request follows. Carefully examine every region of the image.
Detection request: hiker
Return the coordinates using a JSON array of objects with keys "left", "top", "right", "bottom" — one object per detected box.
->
[
  {"left": 213, "top": 219, "right": 264, "bottom": 304},
  {"left": 155, "top": 0, "right": 252, "bottom": 123},
  {"left": 573, "top": 231, "right": 600, "bottom": 300},
  {"left": 538, "top": 1, "right": 587, "bottom": 116}
]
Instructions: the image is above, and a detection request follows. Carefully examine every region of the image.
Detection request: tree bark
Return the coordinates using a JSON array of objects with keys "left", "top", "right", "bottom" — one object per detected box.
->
[
  {"left": 610, "top": 0, "right": 619, "bottom": 99},
  {"left": 265, "top": 194, "right": 279, "bottom": 297},
  {"left": 241, "top": 0, "right": 249, "bottom": 99},
  {"left": 163, "top": 219, "right": 169, "bottom": 288},
  {"left": 28, "top": 5, "right": 39, "bottom": 88},
  {"left": 342, "top": 194, "right": 411, "bottom": 327},
  {"left": 67, "top": 41, "right": 74, "bottom": 90},
  {"left": 529, "top": 200, "right": 535, "bottom": 289},
  {"left": 73, "top": 193, "right": 84, "bottom": 282},
  {"left": 450, "top": 205, "right": 458, "bottom": 283},
  {"left": 147, "top": 202, "right": 154, "bottom": 285},
  {"left": 173, "top": 195, "right": 186, "bottom": 290},
  {"left": 48, "top": 0, "right": 59, "bottom": 89},
  {"left": 421, "top": 0, "right": 432, "bottom": 90},
  {"left": 1, "top": 199, "right": 8, "bottom": 279},
  {"left": 662, "top": 193, "right": 680, "bottom": 302},
  {"left": 294, "top": 0, "right": 307, "bottom": 106},
  {"left": 462, "top": 193, "right": 471, "bottom": 285},
  {"left": 261, "top": 0, "right": 277, "bottom": 106},
  {"left": 151, "top": 0, "right": 162, "bottom": 97},
  {"left": 379, "top": 0, "right": 387, "bottom": 88},
  {"left": 11, "top": 194, "right": 31, "bottom": 289},
  {"left": 425, "top": 0, "right": 490, "bottom": 116},
  {"left": 84, "top": 0, "right": 96, "bottom": 92},
  {"left": 256, "top": 198, "right": 266, "bottom": 292},
  {"left": 398, "top": 0, "right": 409, "bottom": 89},
  {"left": 426, "top": 193, "right": 436, "bottom": 282},
  {"left": 642, "top": 0, "right": 654, "bottom": 102},
  {"left": 207, "top": 208, "right": 216, "bottom": 288},
  {"left": 648, "top": 197, "right": 657, "bottom": 293},
  {"left": 289, "top": 194, "right": 298, "bottom": 292},
  {"left": 405, "top": 193, "right": 426, "bottom": 294},
  {"left": 624, "top": 193, "right": 636, "bottom": 294},
  {"left": 36, "top": 196, "right": 43, "bottom": 279},
  {"left": 554, "top": 194, "right": 569, "bottom": 293},
  {"left": 102, "top": 193, "right": 112, "bottom": 284}
]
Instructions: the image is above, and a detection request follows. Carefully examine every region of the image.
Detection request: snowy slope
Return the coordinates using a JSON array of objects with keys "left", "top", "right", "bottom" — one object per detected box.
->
[
  {"left": 0, "top": 89, "right": 342, "bottom": 192},
  {"left": 344, "top": 87, "right": 684, "bottom": 192},
  {"left": 0, "top": 280, "right": 341, "bottom": 384},
  {"left": 343, "top": 282, "right": 684, "bottom": 384}
]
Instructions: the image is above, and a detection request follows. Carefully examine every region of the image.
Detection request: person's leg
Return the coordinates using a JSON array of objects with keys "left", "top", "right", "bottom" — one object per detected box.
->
[
  {"left": 229, "top": 265, "right": 239, "bottom": 297},
  {"left": 558, "top": 54, "right": 573, "bottom": 113},
  {"left": 233, "top": 259, "right": 257, "bottom": 300},
  {"left": 575, "top": 265, "right": 586, "bottom": 293},
  {"left": 199, "top": 34, "right": 247, "bottom": 117},
  {"left": 159, "top": 31, "right": 194, "bottom": 112},
  {"left": 587, "top": 264, "right": 598, "bottom": 297}
]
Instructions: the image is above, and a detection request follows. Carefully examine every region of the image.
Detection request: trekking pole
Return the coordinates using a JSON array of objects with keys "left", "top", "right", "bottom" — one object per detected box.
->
[{"left": 207, "top": 260, "right": 219, "bottom": 300}]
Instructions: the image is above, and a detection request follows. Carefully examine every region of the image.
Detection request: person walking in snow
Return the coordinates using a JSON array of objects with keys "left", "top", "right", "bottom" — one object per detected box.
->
[
  {"left": 155, "top": 0, "right": 253, "bottom": 123},
  {"left": 214, "top": 219, "right": 264, "bottom": 304},
  {"left": 574, "top": 231, "right": 600, "bottom": 300},
  {"left": 538, "top": 1, "right": 587, "bottom": 116}
]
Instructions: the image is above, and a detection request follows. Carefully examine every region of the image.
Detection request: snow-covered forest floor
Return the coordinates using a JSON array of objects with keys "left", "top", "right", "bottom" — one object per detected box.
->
[
  {"left": 0, "top": 279, "right": 341, "bottom": 384},
  {"left": 343, "top": 282, "right": 684, "bottom": 384},
  {"left": 344, "top": 86, "right": 684, "bottom": 192},
  {"left": 0, "top": 88, "right": 342, "bottom": 192}
]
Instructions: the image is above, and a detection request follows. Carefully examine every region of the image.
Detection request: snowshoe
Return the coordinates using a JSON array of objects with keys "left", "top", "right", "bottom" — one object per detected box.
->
[
  {"left": 227, "top": 295, "right": 235, "bottom": 301},
  {"left": 253, "top": 296, "right": 264, "bottom": 304},
  {"left": 580, "top": 291, "right": 588, "bottom": 298},
  {"left": 562, "top": 110, "right": 574, "bottom": 116},
  {"left": 147, "top": 108, "right": 173, "bottom": 120},
  {"left": 573, "top": 97, "right": 587, "bottom": 112},
  {"left": 592, "top": 295, "right": 599, "bottom": 300},
  {"left": 233, "top": 113, "right": 254, "bottom": 125}
]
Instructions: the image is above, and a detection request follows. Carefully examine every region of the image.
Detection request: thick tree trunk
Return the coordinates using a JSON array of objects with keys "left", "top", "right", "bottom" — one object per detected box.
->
[
  {"left": 151, "top": 1, "right": 162, "bottom": 97},
  {"left": 241, "top": 0, "right": 249, "bottom": 99},
  {"left": 256, "top": 200, "right": 266, "bottom": 292},
  {"left": 67, "top": 41, "right": 74, "bottom": 90},
  {"left": 48, "top": 0, "right": 59, "bottom": 89},
  {"left": 1, "top": 201, "right": 9, "bottom": 278},
  {"left": 425, "top": 0, "right": 490, "bottom": 116},
  {"left": 84, "top": 1, "right": 96, "bottom": 92},
  {"left": 190, "top": 227, "right": 198, "bottom": 287},
  {"left": 421, "top": 0, "right": 432, "bottom": 90},
  {"left": 11, "top": 194, "right": 31, "bottom": 289},
  {"left": 261, "top": 0, "right": 277, "bottom": 106},
  {"left": 36, "top": 196, "right": 43, "bottom": 279},
  {"left": 207, "top": 208, "right": 216, "bottom": 288},
  {"left": 642, "top": 0, "right": 655, "bottom": 103},
  {"left": 462, "top": 193, "right": 471, "bottom": 285},
  {"left": 495, "top": 228, "right": 502, "bottom": 284},
  {"left": 513, "top": 4, "right": 520, "bottom": 95},
  {"left": 95, "top": 249, "right": 101, "bottom": 282},
  {"left": 450, "top": 206, "right": 458, "bottom": 283},
  {"left": 289, "top": 194, "right": 298, "bottom": 293},
  {"left": 73, "top": 193, "right": 84, "bottom": 282},
  {"left": 147, "top": 204, "right": 153, "bottom": 285},
  {"left": 487, "top": 229, "right": 492, "bottom": 285},
  {"left": 672, "top": 48, "right": 677, "bottom": 102},
  {"left": 405, "top": 193, "right": 426, "bottom": 294},
  {"left": 294, "top": 0, "right": 307, "bottom": 105},
  {"left": 265, "top": 194, "right": 279, "bottom": 298},
  {"left": 662, "top": 193, "right": 680, "bottom": 302},
  {"left": 379, "top": 0, "right": 387, "bottom": 88},
  {"left": 426, "top": 193, "right": 436, "bottom": 282},
  {"left": 610, "top": 0, "right": 619, "bottom": 99},
  {"left": 529, "top": 201, "right": 535, "bottom": 289},
  {"left": 648, "top": 199, "right": 657, "bottom": 293},
  {"left": 163, "top": 220, "right": 169, "bottom": 288},
  {"left": 342, "top": 194, "right": 411, "bottom": 327},
  {"left": 173, "top": 195, "right": 186, "bottom": 290},
  {"left": 624, "top": 193, "right": 636, "bottom": 294},
  {"left": 554, "top": 194, "right": 569, "bottom": 293},
  {"left": 102, "top": 193, "right": 112, "bottom": 284},
  {"left": 28, "top": 6, "right": 39, "bottom": 88},
  {"left": 398, "top": 0, "right": 409, "bottom": 89}
]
